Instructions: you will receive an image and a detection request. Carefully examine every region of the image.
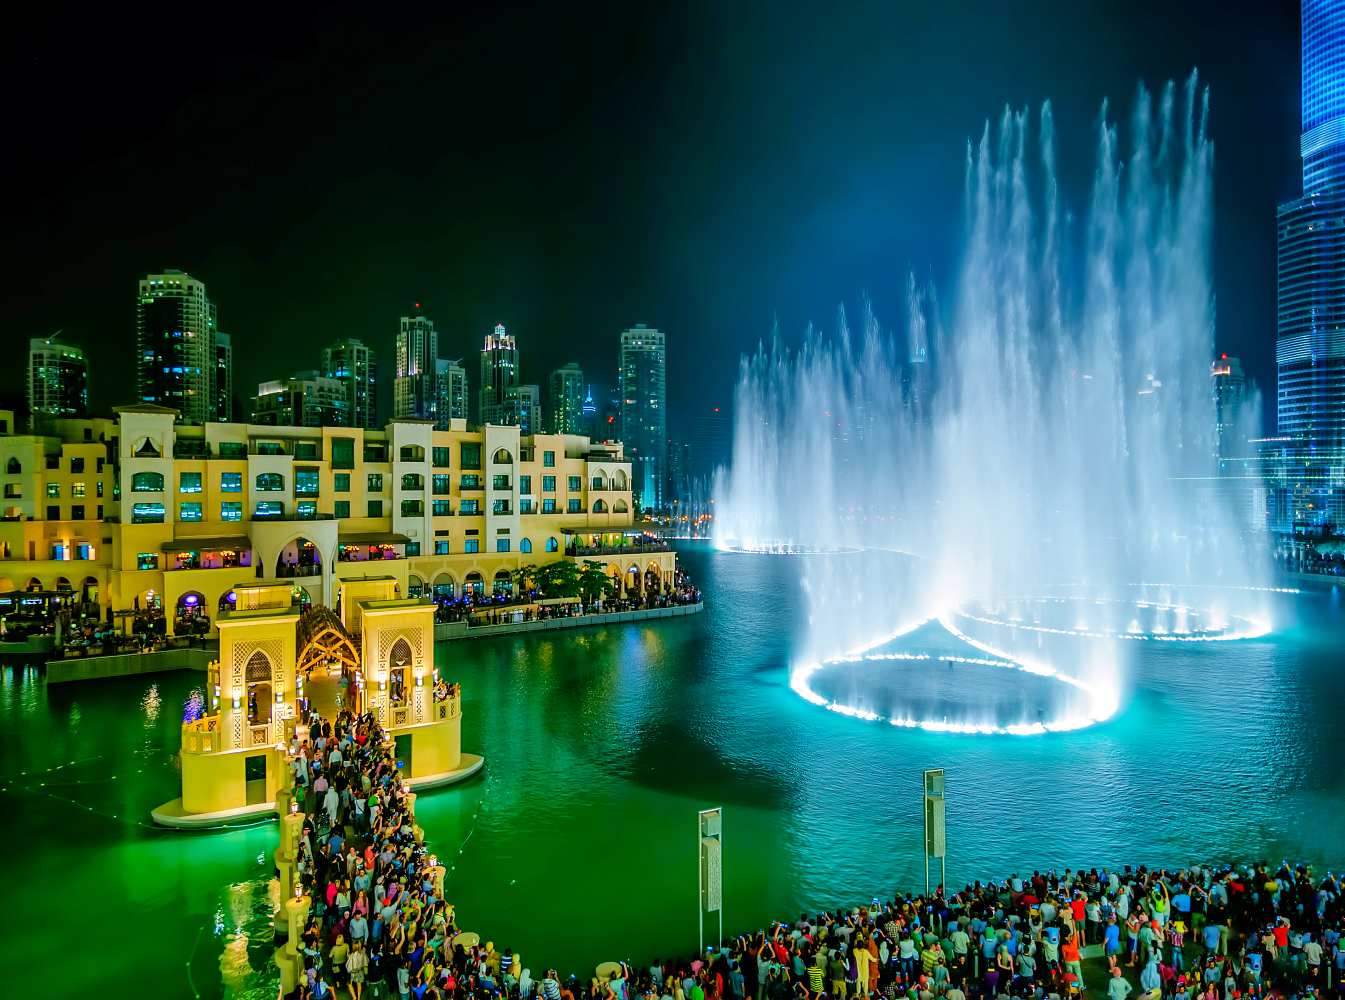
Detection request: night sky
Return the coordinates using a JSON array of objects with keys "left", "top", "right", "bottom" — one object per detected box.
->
[{"left": 2, "top": 2, "right": 1300, "bottom": 452}]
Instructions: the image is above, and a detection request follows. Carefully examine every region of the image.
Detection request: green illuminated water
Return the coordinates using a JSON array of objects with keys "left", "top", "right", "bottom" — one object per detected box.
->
[{"left": 2, "top": 544, "right": 1342, "bottom": 998}]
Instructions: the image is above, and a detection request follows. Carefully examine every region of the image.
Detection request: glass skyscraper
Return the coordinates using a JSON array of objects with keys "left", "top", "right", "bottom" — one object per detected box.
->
[
  {"left": 1269, "top": 0, "right": 1345, "bottom": 531},
  {"left": 619, "top": 324, "right": 667, "bottom": 511}
]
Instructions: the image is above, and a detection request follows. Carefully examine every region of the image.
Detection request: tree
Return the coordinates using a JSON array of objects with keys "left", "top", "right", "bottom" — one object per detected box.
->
[
  {"left": 510, "top": 564, "right": 535, "bottom": 600},
  {"left": 578, "top": 560, "right": 615, "bottom": 607}
]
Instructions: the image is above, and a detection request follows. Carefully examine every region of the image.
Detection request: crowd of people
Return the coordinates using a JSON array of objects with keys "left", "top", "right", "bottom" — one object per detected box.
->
[{"left": 280, "top": 770, "right": 1345, "bottom": 1000}]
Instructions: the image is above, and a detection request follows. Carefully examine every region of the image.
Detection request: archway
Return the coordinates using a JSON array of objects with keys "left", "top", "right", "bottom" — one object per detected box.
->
[
  {"left": 275, "top": 537, "right": 322, "bottom": 578},
  {"left": 645, "top": 562, "right": 663, "bottom": 599},
  {"left": 407, "top": 574, "right": 425, "bottom": 599},
  {"left": 388, "top": 636, "right": 413, "bottom": 706},
  {"left": 81, "top": 576, "right": 99, "bottom": 606},
  {"left": 297, "top": 607, "right": 361, "bottom": 716},
  {"left": 592, "top": 499, "right": 608, "bottom": 513},
  {"left": 613, "top": 469, "right": 629, "bottom": 490},
  {"left": 614, "top": 499, "right": 629, "bottom": 513},
  {"left": 626, "top": 564, "right": 641, "bottom": 597},
  {"left": 492, "top": 448, "right": 513, "bottom": 464},
  {"left": 25, "top": 577, "right": 41, "bottom": 591},
  {"left": 492, "top": 570, "right": 513, "bottom": 598},
  {"left": 464, "top": 571, "right": 485, "bottom": 599},
  {"left": 218, "top": 590, "right": 236, "bottom": 615},
  {"left": 432, "top": 573, "right": 456, "bottom": 603},
  {"left": 244, "top": 650, "right": 274, "bottom": 728},
  {"left": 175, "top": 591, "right": 208, "bottom": 635}
]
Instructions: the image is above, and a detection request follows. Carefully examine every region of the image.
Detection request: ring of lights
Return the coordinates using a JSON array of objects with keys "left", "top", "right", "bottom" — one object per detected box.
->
[
  {"left": 790, "top": 595, "right": 1272, "bottom": 736},
  {"left": 714, "top": 541, "right": 864, "bottom": 555}
]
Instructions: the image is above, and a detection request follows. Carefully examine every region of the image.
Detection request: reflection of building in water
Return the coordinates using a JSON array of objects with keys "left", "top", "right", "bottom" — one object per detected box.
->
[{"left": 152, "top": 576, "right": 483, "bottom": 827}]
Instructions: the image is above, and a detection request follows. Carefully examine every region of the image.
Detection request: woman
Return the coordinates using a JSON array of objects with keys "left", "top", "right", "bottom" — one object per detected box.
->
[{"left": 347, "top": 940, "right": 368, "bottom": 1000}]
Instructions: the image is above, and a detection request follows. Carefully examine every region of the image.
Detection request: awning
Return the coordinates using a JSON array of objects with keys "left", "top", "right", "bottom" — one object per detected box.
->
[
  {"left": 161, "top": 535, "right": 251, "bottom": 554},
  {"left": 339, "top": 531, "right": 411, "bottom": 546}
]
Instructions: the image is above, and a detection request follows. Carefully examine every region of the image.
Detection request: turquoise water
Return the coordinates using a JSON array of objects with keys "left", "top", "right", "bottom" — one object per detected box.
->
[{"left": 1, "top": 542, "right": 1341, "bottom": 997}]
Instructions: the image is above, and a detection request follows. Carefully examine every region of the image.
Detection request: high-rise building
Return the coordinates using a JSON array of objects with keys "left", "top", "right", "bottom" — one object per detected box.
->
[
  {"left": 213, "top": 332, "right": 233, "bottom": 422},
  {"left": 394, "top": 309, "right": 438, "bottom": 421},
  {"left": 1211, "top": 354, "right": 1247, "bottom": 468},
  {"left": 479, "top": 324, "right": 518, "bottom": 425},
  {"left": 323, "top": 337, "right": 377, "bottom": 429},
  {"left": 251, "top": 372, "right": 350, "bottom": 427},
  {"left": 27, "top": 333, "right": 89, "bottom": 427},
  {"left": 136, "top": 270, "right": 217, "bottom": 423},
  {"left": 547, "top": 363, "right": 585, "bottom": 434},
  {"left": 435, "top": 359, "right": 468, "bottom": 429},
  {"left": 619, "top": 324, "right": 667, "bottom": 510},
  {"left": 503, "top": 384, "right": 541, "bottom": 436},
  {"left": 1268, "top": 0, "right": 1345, "bottom": 531},
  {"left": 581, "top": 384, "right": 599, "bottom": 439}
]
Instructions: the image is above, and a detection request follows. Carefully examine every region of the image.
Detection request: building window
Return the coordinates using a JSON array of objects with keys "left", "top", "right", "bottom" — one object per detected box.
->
[
  {"left": 255, "top": 472, "right": 284, "bottom": 492},
  {"left": 496, "top": 538, "right": 510, "bottom": 553},
  {"left": 432, "top": 474, "right": 451, "bottom": 495},
  {"left": 218, "top": 442, "right": 247, "bottom": 459},
  {"left": 131, "top": 502, "right": 165, "bottom": 523},
  {"left": 460, "top": 499, "right": 479, "bottom": 514},
  {"left": 460, "top": 442, "right": 482, "bottom": 470},
  {"left": 137, "top": 552, "right": 159, "bottom": 571},
  {"left": 464, "top": 539, "right": 479, "bottom": 554},
  {"left": 46, "top": 483, "right": 60, "bottom": 498},
  {"left": 4, "top": 458, "right": 18, "bottom": 475},
  {"left": 432, "top": 446, "right": 452, "bottom": 467},
  {"left": 542, "top": 475, "right": 556, "bottom": 492},
  {"left": 567, "top": 499, "right": 581, "bottom": 513},
  {"left": 401, "top": 499, "right": 424, "bottom": 516},
  {"left": 97, "top": 505, "right": 103, "bottom": 519},
  {"left": 434, "top": 540, "right": 450, "bottom": 555},
  {"left": 221, "top": 502, "right": 243, "bottom": 522},
  {"left": 545, "top": 536, "right": 559, "bottom": 552},
  {"left": 70, "top": 457, "right": 85, "bottom": 473},
  {"left": 334, "top": 473, "right": 350, "bottom": 493},
  {"left": 461, "top": 474, "right": 482, "bottom": 489},
  {"left": 294, "top": 468, "right": 320, "bottom": 497},
  {"left": 71, "top": 505, "right": 85, "bottom": 520},
  {"left": 331, "top": 437, "right": 355, "bottom": 469},
  {"left": 177, "top": 472, "right": 201, "bottom": 494},
  {"left": 254, "top": 501, "right": 284, "bottom": 520},
  {"left": 367, "top": 473, "right": 383, "bottom": 492},
  {"left": 220, "top": 472, "right": 242, "bottom": 493},
  {"left": 296, "top": 501, "right": 318, "bottom": 519},
  {"left": 492, "top": 499, "right": 511, "bottom": 515},
  {"left": 96, "top": 481, "right": 103, "bottom": 497},
  {"left": 519, "top": 475, "right": 532, "bottom": 494},
  {"left": 432, "top": 500, "right": 451, "bottom": 516},
  {"left": 542, "top": 498, "right": 557, "bottom": 513},
  {"left": 179, "top": 502, "right": 202, "bottom": 522},
  {"left": 363, "top": 443, "right": 386, "bottom": 463},
  {"left": 72, "top": 482, "right": 86, "bottom": 498},
  {"left": 405, "top": 541, "right": 421, "bottom": 556},
  {"left": 492, "top": 474, "right": 510, "bottom": 490},
  {"left": 334, "top": 500, "right": 350, "bottom": 518},
  {"left": 367, "top": 500, "right": 383, "bottom": 517},
  {"left": 401, "top": 473, "right": 424, "bottom": 491},
  {"left": 294, "top": 442, "right": 318, "bottom": 461},
  {"left": 567, "top": 476, "right": 582, "bottom": 492},
  {"left": 520, "top": 538, "right": 533, "bottom": 554},
  {"left": 46, "top": 504, "right": 60, "bottom": 520},
  {"left": 76, "top": 543, "right": 94, "bottom": 560},
  {"left": 543, "top": 450, "right": 556, "bottom": 467}
]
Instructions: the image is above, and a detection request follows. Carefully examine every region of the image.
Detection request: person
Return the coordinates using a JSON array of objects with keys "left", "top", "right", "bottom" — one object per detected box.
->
[
  {"left": 1108, "top": 967, "right": 1134, "bottom": 1000},
  {"left": 348, "top": 940, "right": 368, "bottom": 1000}
]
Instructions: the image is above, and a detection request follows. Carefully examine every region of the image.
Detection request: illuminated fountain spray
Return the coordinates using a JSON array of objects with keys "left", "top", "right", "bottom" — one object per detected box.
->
[{"left": 714, "top": 73, "right": 1272, "bottom": 733}]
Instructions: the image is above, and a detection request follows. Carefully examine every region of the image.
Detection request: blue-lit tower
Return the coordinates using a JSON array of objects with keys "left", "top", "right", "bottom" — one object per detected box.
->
[{"left": 1270, "top": 0, "right": 1345, "bottom": 530}]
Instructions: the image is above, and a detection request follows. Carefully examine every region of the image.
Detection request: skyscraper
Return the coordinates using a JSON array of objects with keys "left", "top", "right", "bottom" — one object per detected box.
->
[
  {"left": 323, "top": 337, "right": 378, "bottom": 428},
  {"left": 213, "top": 332, "right": 233, "bottom": 422},
  {"left": 394, "top": 309, "right": 438, "bottom": 421},
  {"left": 27, "top": 332, "right": 89, "bottom": 426},
  {"left": 479, "top": 324, "right": 518, "bottom": 425},
  {"left": 504, "top": 383, "right": 541, "bottom": 436},
  {"left": 435, "top": 359, "right": 468, "bottom": 429},
  {"left": 251, "top": 372, "right": 350, "bottom": 427},
  {"left": 1211, "top": 354, "right": 1247, "bottom": 468},
  {"left": 136, "top": 269, "right": 217, "bottom": 423},
  {"left": 1269, "top": 0, "right": 1345, "bottom": 529},
  {"left": 581, "top": 384, "right": 599, "bottom": 439},
  {"left": 547, "top": 362, "right": 585, "bottom": 434},
  {"left": 619, "top": 324, "right": 667, "bottom": 510}
]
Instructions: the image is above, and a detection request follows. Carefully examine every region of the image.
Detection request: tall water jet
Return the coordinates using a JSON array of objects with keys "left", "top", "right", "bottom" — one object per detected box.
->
[{"left": 715, "top": 73, "right": 1271, "bottom": 733}]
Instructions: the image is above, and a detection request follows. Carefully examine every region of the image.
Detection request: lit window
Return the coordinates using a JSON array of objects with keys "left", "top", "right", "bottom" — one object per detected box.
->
[
  {"left": 131, "top": 472, "right": 165, "bottom": 492},
  {"left": 179, "top": 472, "right": 202, "bottom": 494},
  {"left": 179, "top": 502, "right": 203, "bottom": 522},
  {"left": 464, "top": 539, "right": 479, "bottom": 554},
  {"left": 221, "top": 502, "right": 242, "bottom": 522},
  {"left": 137, "top": 552, "right": 160, "bottom": 571},
  {"left": 220, "top": 472, "right": 242, "bottom": 492},
  {"left": 46, "top": 483, "right": 60, "bottom": 498},
  {"left": 131, "top": 502, "right": 165, "bottom": 524}
]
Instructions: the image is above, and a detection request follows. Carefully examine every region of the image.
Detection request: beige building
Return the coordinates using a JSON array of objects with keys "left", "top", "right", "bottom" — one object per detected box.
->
[{"left": 0, "top": 406, "right": 677, "bottom": 633}]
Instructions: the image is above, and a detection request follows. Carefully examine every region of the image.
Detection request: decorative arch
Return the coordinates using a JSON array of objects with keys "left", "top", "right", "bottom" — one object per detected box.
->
[
  {"left": 613, "top": 469, "right": 629, "bottom": 490},
  {"left": 245, "top": 649, "right": 273, "bottom": 682},
  {"left": 432, "top": 573, "right": 456, "bottom": 601},
  {"left": 614, "top": 499, "right": 629, "bottom": 513},
  {"left": 464, "top": 571, "right": 485, "bottom": 596},
  {"left": 545, "top": 536, "right": 559, "bottom": 553},
  {"left": 407, "top": 574, "right": 425, "bottom": 599},
  {"left": 275, "top": 536, "right": 322, "bottom": 578},
  {"left": 4, "top": 457, "right": 19, "bottom": 475},
  {"left": 592, "top": 499, "right": 608, "bottom": 513},
  {"left": 133, "top": 437, "right": 161, "bottom": 458},
  {"left": 520, "top": 537, "right": 533, "bottom": 554},
  {"left": 492, "top": 448, "right": 513, "bottom": 465},
  {"left": 296, "top": 606, "right": 360, "bottom": 682},
  {"left": 388, "top": 636, "right": 413, "bottom": 705},
  {"left": 25, "top": 576, "right": 41, "bottom": 591},
  {"left": 54, "top": 577, "right": 72, "bottom": 591}
]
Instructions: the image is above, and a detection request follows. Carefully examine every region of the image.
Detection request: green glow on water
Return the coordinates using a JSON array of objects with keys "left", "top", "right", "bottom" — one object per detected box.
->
[{"left": 1, "top": 545, "right": 1342, "bottom": 997}]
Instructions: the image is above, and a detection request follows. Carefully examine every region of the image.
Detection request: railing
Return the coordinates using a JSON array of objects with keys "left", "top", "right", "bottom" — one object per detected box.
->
[
  {"left": 433, "top": 696, "right": 459, "bottom": 721},
  {"left": 182, "top": 715, "right": 223, "bottom": 754},
  {"left": 248, "top": 721, "right": 274, "bottom": 747},
  {"left": 565, "top": 539, "right": 673, "bottom": 556}
]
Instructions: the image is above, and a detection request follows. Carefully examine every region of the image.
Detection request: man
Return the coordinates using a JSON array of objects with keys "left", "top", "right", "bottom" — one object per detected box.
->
[{"left": 1107, "top": 967, "right": 1134, "bottom": 1000}]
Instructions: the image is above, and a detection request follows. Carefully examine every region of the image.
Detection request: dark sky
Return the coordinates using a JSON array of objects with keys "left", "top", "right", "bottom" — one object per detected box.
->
[{"left": 1, "top": 1, "right": 1300, "bottom": 450}]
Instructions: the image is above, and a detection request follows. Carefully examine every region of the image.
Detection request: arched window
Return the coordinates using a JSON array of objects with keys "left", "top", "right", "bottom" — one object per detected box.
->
[
  {"left": 255, "top": 472, "right": 284, "bottom": 492},
  {"left": 614, "top": 499, "right": 629, "bottom": 513},
  {"left": 408, "top": 575, "right": 425, "bottom": 599},
  {"left": 545, "top": 536, "right": 559, "bottom": 553},
  {"left": 492, "top": 448, "right": 513, "bottom": 465},
  {"left": 5, "top": 458, "right": 19, "bottom": 475},
  {"left": 592, "top": 499, "right": 608, "bottom": 513},
  {"left": 245, "top": 650, "right": 272, "bottom": 682},
  {"left": 613, "top": 470, "right": 629, "bottom": 490},
  {"left": 134, "top": 438, "right": 161, "bottom": 458},
  {"left": 520, "top": 538, "right": 533, "bottom": 554},
  {"left": 465, "top": 571, "right": 485, "bottom": 595},
  {"left": 131, "top": 471, "right": 164, "bottom": 492},
  {"left": 432, "top": 574, "right": 455, "bottom": 601},
  {"left": 388, "top": 637, "right": 412, "bottom": 704},
  {"left": 493, "top": 570, "right": 512, "bottom": 596}
]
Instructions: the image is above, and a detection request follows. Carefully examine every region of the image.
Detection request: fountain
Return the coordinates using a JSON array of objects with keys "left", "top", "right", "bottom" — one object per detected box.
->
[{"left": 714, "top": 73, "right": 1272, "bottom": 733}]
